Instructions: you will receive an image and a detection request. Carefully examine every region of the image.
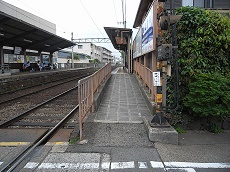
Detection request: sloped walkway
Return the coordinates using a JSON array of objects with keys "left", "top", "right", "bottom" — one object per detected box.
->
[{"left": 94, "top": 67, "right": 152, "bottom": 123}]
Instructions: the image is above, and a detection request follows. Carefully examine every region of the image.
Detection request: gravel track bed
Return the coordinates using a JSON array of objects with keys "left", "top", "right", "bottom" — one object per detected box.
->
[{"left": 0, "top": 70, "right": 93, "bottom": 126}]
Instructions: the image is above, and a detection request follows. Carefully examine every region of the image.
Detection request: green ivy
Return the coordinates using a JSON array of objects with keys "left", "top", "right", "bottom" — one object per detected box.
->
[{"left": 166, "top": 7, "right": 230, "bottom": 118}]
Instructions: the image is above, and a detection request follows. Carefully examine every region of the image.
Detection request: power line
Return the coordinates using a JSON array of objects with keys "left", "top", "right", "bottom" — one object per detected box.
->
[
  {"left": 79, "top": 0, "right": 104, "bottom": 37},
  {"left": 113, "top": 0, "right": 119, "bottom": 27}
]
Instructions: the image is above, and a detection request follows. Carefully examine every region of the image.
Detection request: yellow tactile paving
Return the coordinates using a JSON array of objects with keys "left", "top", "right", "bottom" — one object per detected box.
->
[{"left": 0, "top": 142, "right": 30, "bottom": 146}]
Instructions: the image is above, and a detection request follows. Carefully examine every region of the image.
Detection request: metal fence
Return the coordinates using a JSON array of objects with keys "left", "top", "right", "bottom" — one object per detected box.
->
[
  {"left": 133, "top": 60, "right": 155, "bottom": 100},
  {"left": 0, "top": 64, "right": 10, "bottom": 73},
  {"left": 78, "top": 63, "right": 111, "bottom": 140}
]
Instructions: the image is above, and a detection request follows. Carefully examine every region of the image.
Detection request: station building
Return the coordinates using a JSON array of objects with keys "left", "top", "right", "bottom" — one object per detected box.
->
[{"left": 0, "top": 0, "right": 77, "bottom": 73}]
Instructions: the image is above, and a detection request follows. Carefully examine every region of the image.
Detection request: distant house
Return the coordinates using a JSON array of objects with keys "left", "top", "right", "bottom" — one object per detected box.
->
[{"left": 74, "top": 42, "right": 113, "bottom": 64}]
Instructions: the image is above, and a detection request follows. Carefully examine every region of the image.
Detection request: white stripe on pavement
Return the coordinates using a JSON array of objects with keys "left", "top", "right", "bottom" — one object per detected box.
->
[
  {"left": 150, "top": 161, "right": 165, "bottom": 168},
  {"left": 38, "top": 162, "right": 99, "bottom": 169},
  {"left": 165, "top": 162, "right": 230, "bottom": 169},
  {"left": 22, "top": 161, "right": 230, "bottom": 170},
  {"left": 24, "top": 162, "right": 39, "bottom": 169},
  {"left": 166, "top": 168, "right": 196, "bottom": 172},
  {"left": 111, "top": 161, "right": 135, "bottom": 169}
]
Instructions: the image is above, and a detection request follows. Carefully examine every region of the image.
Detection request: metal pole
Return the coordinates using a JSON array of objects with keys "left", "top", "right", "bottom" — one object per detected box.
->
[{"left": 71, "top": 32, "right": 74, "bottom": 68}]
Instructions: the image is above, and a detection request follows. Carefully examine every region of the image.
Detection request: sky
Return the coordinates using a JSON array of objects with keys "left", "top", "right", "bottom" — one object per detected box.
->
[{"left": 5, "top": 0, "right": 140, "bottom": 58}]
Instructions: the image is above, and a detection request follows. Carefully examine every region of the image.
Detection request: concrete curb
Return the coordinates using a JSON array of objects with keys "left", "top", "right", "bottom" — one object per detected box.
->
[{"left": 142, "top": 116, "right": 178, "bottom": 145}]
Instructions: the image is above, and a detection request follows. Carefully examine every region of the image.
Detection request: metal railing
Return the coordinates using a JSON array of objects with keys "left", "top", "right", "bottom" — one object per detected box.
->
[
  {"left": 78, "top": 63, "right": 111, "bottom": 140},
  {"left": 133, "top": 61, "right": 155, "bottom": 100},
  {"left": 0, "top": 64, "right": 10, "bottom": 73}
]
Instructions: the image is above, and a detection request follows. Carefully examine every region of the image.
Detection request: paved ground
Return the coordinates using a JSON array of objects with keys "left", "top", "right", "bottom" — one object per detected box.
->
[{"left": 1, "top": 67, "right": 230, "bottom": 171}]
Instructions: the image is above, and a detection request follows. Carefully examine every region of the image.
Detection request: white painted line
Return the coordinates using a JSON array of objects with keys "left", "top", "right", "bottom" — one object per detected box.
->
[
  {"left": 111, "top": 161, "right": 135, "bottom": 169},
  {"left": 166, "top": 168, "right": 196, "bottom": 172},
  {"left": 150, "top": 161, "right": 165, "bottom": 168},
  {"left": 24, "top": 162, "right": 39, "bottom": 169},
  {"left": 0, "top": 162, "right": 3, "bottom": 165},
  {"left": 165, "top": 162, "right": 230, "bottom": 169},
  {"left": 38, "top": 162, "right": 99, "bottom": 169},
  {"left": 138, "top": 162, "right": 148, "bottom": 168},
  {"left": 101, "top": 162, "right": 110, "bottom": 169}
]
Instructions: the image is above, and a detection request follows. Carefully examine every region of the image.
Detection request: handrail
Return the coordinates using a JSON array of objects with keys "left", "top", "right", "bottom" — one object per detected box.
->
[
  {"left": 78, "top": 63, "right": 111, "bottom": 140},
  {"left": 133, "top": 61, "right": 155, "bottom": 100},
  {"left": 0, "top": 64, "right": 10, "bottom": 72}
]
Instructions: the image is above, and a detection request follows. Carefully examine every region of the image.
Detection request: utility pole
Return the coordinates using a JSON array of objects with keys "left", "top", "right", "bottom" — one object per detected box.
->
[{"left": 71, "top": 32, "right": 74, "bottom": 68}]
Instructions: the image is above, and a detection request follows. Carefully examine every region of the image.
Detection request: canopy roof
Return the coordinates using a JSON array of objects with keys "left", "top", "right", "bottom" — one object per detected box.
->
[
  {"left": 104, "top": 27, "right": 132, "bottom": 51},
  {"left": 0, "top": 11, "right": 75, "bottom": 53}
]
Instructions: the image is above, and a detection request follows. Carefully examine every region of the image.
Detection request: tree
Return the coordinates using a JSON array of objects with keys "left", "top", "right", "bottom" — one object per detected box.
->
[{"left": 74, "top": 53, "right": 79, "bottom": 60}]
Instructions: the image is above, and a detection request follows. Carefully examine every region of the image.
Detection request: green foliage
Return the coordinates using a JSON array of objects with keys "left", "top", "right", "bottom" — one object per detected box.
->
[
  {"left": 169, "top": 7, "right": 230, "bottom": 118},
  {"left": 174, "top": 125, "right": 186, "bottom": 133},
  {"left": 209, "top": 123, "right": 223, "bottom": 134},
  {"left": 184, "top": 73, "right": 230, "bottom": 117},
  {"left": 69, "top": 137, "right": 80, "bottom": 144},
  {"left": 86, "top": 55, "right": 91, "bottom": 59},
  {"left": 89, "top": 59, "right": 100, "bottom": 63},
  {"left": 74, "top": 53, "right": 79, "bottom": 60}
]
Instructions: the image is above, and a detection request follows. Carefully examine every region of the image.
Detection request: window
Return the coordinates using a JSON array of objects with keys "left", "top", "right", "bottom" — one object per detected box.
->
[
  {"left": 182, "top": 0, "right": 207, "bottom": 8},
  {"left": 194, "top": 0, "right": 204, "bottom": 8},
  {"left": 182, "top": 0, "right": 193, "bottom": 6},
  {"left": 78, "top": 45, "right": 83, "bottom": 49}
]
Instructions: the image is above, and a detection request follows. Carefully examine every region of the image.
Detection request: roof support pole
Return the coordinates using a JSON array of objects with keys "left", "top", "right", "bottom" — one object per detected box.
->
[
  {"left": 38, "top": 51, "right": 42, "bottom": 63},
  {"left": 71, "top": 32, "right": 74, "bottom": 68},
  {"left": 49, "top": 52, "right": 53, "bottom": 65},
  {"left": 22, "top": 49, "right": 27, "bottom": 63},
  {"left": 0, "top": 45, "right": 4, "bottom": 73}
]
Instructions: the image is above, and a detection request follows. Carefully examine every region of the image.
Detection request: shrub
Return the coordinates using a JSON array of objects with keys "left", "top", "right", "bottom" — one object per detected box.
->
[{"left": 184, "top": 73, "right": 230, "bottom": 117}]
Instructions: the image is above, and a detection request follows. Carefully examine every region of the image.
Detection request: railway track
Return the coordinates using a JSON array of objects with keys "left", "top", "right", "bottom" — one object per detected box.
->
[
  {"left": 0, "top": 69, "right": 95, "bottom": 126},
  {"left": 0, "top": 69, "right": 92, "bottom": 171},
  {"left": 0, "top": 68, "right": 96, "bottom": 104},
  {"left": 0, "top": 104, "right": 79, "bottom": 172}
]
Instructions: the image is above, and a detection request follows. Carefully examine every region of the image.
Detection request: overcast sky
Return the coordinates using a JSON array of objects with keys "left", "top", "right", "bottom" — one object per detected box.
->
[{"left": 5, "top": 0, "right": 140, "bottom": 58}]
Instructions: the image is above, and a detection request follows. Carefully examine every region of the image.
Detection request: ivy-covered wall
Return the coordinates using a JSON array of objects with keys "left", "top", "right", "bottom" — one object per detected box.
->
[{"left": 168, "top": 7, "right": 230, "bottom": 131}]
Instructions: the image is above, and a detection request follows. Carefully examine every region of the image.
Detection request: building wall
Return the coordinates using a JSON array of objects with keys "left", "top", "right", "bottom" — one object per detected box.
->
[
  {"left": 57, "top": 50, "right": 89, "bottom": 64},
  {"left": 0, "top": 0, "right": 56, "bottom": 34},
  {"left": 165, "top": 0, "right": 230, "bottom": 9},
  {"left": 74, "top": 42, "right": 113, "bottom": 63}
]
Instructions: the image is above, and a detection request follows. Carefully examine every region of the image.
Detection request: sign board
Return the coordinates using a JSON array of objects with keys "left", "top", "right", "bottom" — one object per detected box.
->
[
  {"left": 14, "top": 46, "right": 22, "bottom": 55},
  {"left": 142, "top": 4, "right": 154, "bottom": 55},
  {"left": 153, "top": 72, "right": 161, "bottom": 86}
]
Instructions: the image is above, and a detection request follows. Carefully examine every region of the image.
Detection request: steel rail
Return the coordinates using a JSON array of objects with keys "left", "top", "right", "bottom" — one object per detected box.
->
[
  {"left": 0, "top": 71, "right": 92, "bottom": 105},
  {"left": 0, "top": 85, "right": 78, "bottom": 128},
  {"left": 0, "top": 105, "right": 79, "bottom": 172}
]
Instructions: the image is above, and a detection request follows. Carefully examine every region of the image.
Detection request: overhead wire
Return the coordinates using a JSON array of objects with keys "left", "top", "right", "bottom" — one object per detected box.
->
[
  {"left": 113, "top": 0, "right": 119, "bottom": 27},
  {"left": 79, "top": 0, "right": 120, "bottom": 56},
  {"left": 79, "top": 0, "right": 104, "bottom": 38}
]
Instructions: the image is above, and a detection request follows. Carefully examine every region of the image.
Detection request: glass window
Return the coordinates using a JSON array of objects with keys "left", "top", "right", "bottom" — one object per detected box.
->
[
  {"left": 78, "top": 45, "right": 83, "bottom": 49},
  {"left": 194, "top": 0, "right": 204, "bottom": 8},
  {"left": 182, "top": 0, "right": 193, "bottom": 6}
]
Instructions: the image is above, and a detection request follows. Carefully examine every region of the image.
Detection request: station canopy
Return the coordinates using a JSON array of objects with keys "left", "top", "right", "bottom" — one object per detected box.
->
[
  {"left": 0, "top": 11, "right": 75, "bottom": 53},
  {"left": 104, "top": 27, "right": 132, "bottom": 51}
]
